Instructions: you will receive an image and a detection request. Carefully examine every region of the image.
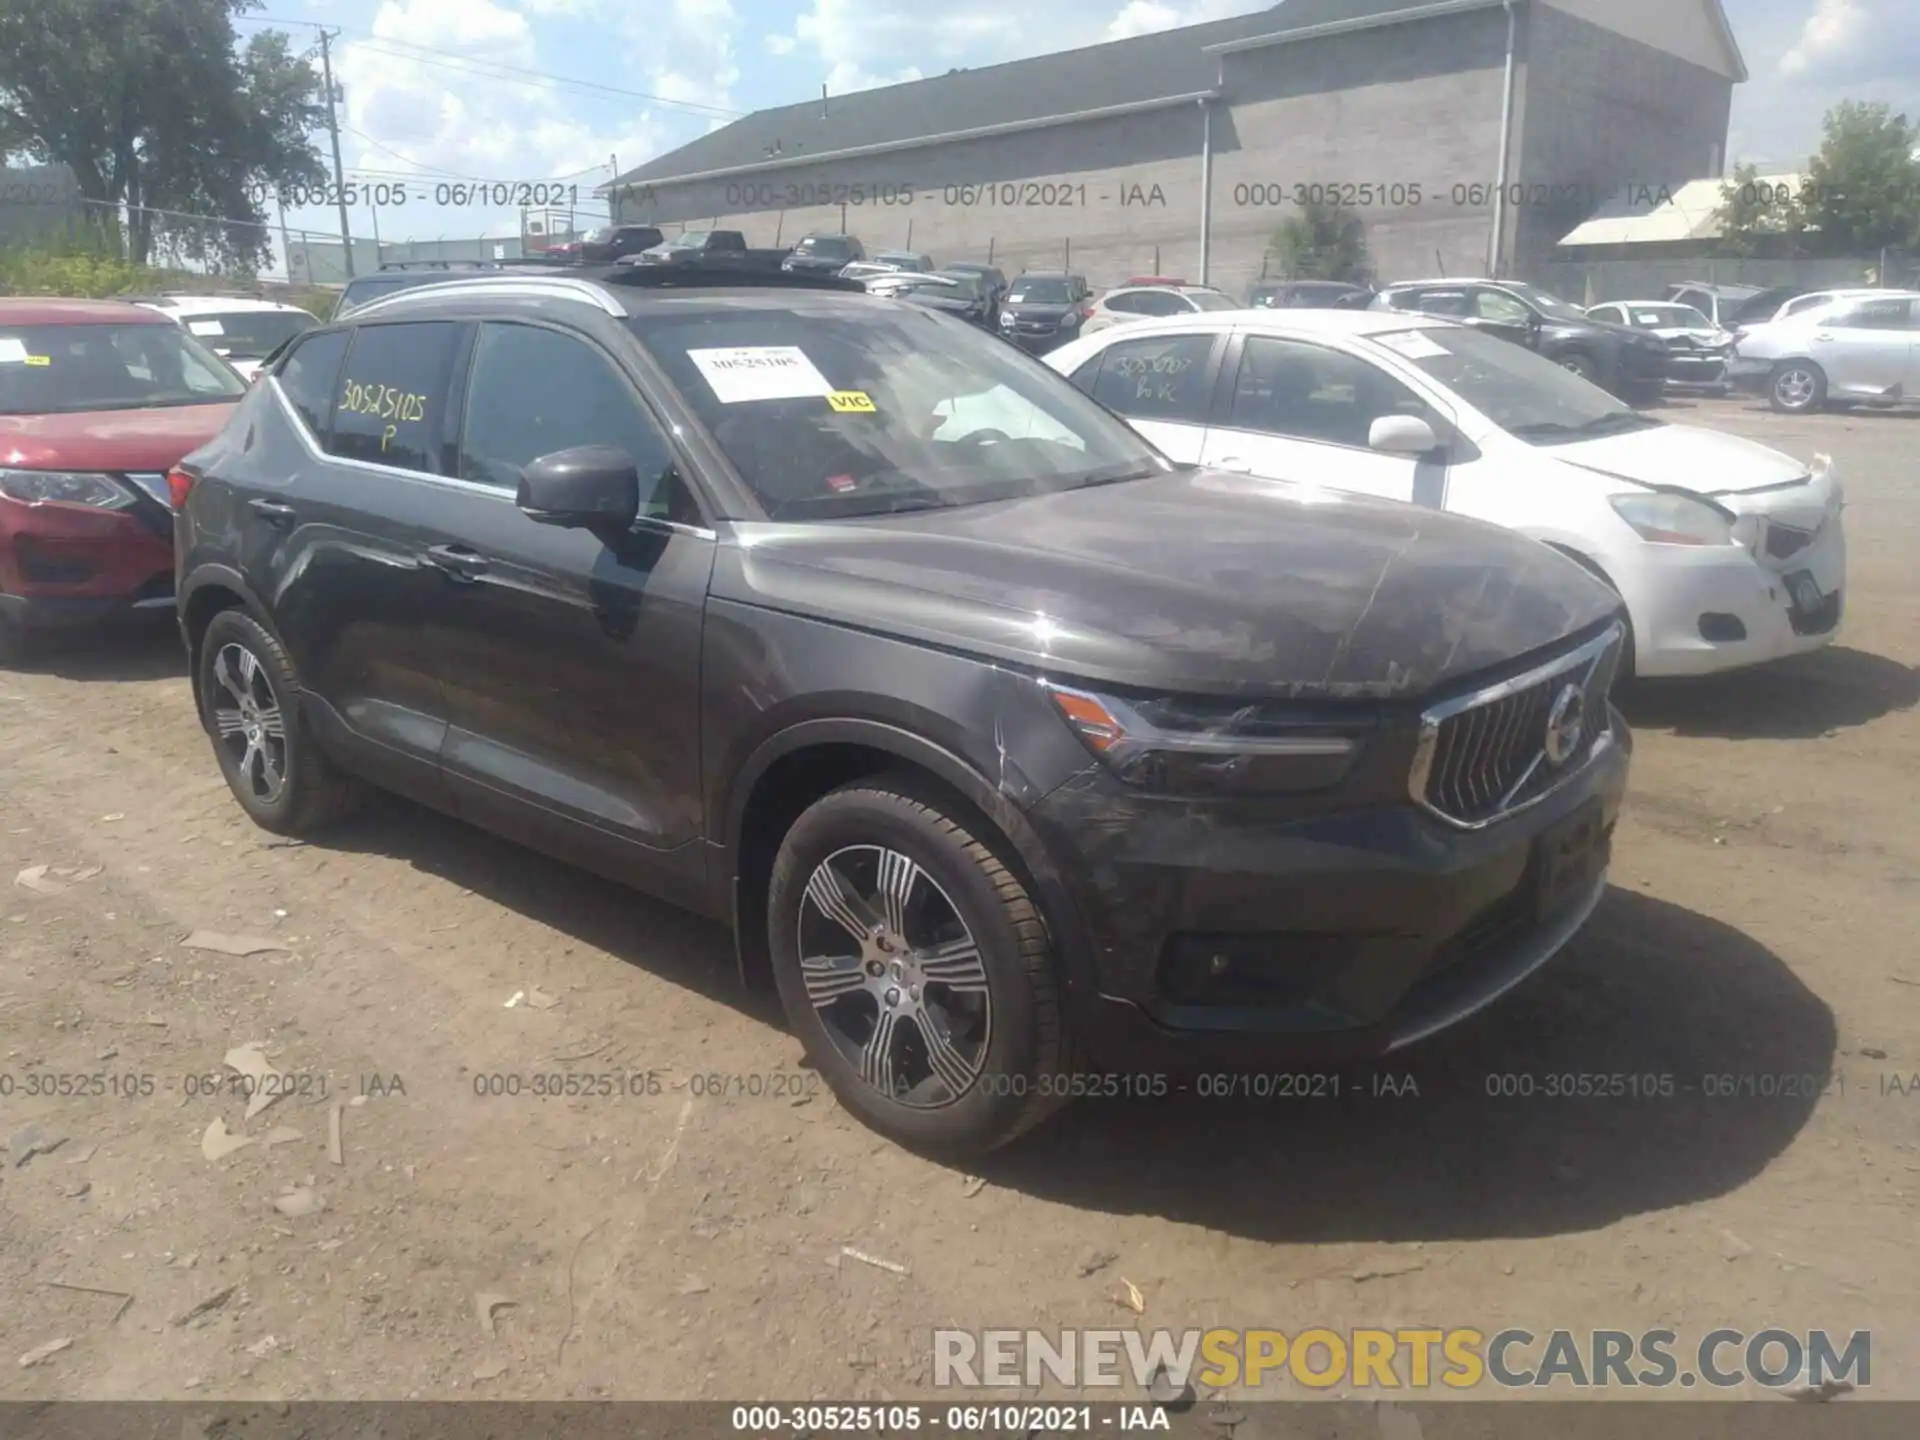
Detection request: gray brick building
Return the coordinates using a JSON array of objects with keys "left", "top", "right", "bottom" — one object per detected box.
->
[{"left": 603, "top": 0, "right": 1744, "bottom": 298}]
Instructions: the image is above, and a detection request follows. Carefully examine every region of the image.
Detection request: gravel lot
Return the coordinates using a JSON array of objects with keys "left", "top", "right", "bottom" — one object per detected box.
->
[{"left": 2, "top": 393, "right": 1916, "bottom": 1404}]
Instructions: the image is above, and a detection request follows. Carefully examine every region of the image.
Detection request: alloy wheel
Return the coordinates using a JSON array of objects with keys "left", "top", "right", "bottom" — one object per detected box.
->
[
  {"left": 209, "top": 641, "right": 288, "bottom": 804},
  {"left": 1775, "top": 368, "right": 1817, "bottom": 409},
  {"left": 796, "top": 844, "right": 992, "bottom": 1108}
]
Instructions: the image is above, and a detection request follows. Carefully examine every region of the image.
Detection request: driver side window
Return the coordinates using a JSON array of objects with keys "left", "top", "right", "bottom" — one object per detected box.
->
[
  {"left": 1474, "top": 290, "right": 1533, "bottom": 324},
  {"left": 459, "top": 321, "right": 699, "bottom": 524}
]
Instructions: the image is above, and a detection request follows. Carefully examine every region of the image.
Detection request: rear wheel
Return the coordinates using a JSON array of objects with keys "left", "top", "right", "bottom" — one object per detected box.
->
[
  {"left": 1558, "top": 351, "right": 1598, "bottom": 382},
  {"left": 197, "top": 609, "right": 364, "bottom": 835},
  {"left": 767, "top": 780, "right": 1076, "bottom": 1156},
  {"left": 0, "top": 609, "right": 30, "bottom": 667},
  {"left": 1769, "top": 361, "right": 1826, "bottom": 413}
]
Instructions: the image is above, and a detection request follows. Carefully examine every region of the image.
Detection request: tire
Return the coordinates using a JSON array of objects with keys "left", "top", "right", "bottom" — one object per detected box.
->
[
  {"left": 196, "top": 608, "right": 365, "bottom": 835},
  {"left": 1557, "top": 351, "right": 1598, "bottom": 383},
  {"left": 0, "top": 609, "right": 32, "bottom": 667},
  {"left": 767, "top": 778, "right": 1076, "bottom": 1156},
  {"left": 1769, "top": 361, "right": 1826, "bottom": 414}
]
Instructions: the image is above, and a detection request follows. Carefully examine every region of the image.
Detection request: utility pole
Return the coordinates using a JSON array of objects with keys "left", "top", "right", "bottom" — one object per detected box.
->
[{"left": 318, "top": 28, "right": 354, "bottom": 278}]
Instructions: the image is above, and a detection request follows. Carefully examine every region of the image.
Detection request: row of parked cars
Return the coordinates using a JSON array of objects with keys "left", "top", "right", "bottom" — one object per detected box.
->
[{"left": 0, "top": 254, "right": 1850, "bottom": 1157}]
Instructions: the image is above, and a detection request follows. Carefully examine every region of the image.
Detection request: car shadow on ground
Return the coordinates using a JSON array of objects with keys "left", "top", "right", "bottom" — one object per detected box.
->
[
  {"left": 12, "top": 619, "right": 186, "bottom": 683},
  {"left": 319, "top": 795, "right": 1832, "bottom": 1245},
  {"left": 1620, "top": 645, "right": 1918, "bottom": 740},
  {"left": 983, "top": 884, "right": 1836, "bottom": 1243}
]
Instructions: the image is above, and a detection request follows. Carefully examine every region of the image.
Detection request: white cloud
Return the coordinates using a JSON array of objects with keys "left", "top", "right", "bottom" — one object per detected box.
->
[
  {"left": 1779, "top": 0, "right": 1869, "bottom": 77},
  {"left": 1106, "top": 0, "right": 1251, "bottom": 42},
  {"left": 629, "top": 0, "right": 742, "bottom": 126}
]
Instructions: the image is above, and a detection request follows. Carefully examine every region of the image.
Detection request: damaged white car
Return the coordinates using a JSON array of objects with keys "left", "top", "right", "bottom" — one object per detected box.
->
[{"left": 1047, "top": 310, "right": 1845, "bottom": 678}]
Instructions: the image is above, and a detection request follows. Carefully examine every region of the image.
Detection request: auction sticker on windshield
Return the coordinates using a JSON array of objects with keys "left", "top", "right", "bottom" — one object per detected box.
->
[
  {"left": 0, "top": 337, "right": 29, "bottom": 364},
  {"left": 188, "top": 319, "right": 226, "bottom": 337},
  {"left": 827, "top": 390, "right": 876, "bottom": 413},
  {"left": 688, "top": 345, "right": 833, "bottom": 403},
  {"left": 1376, "top": 332, "right": 1451, "bottom": 360}
]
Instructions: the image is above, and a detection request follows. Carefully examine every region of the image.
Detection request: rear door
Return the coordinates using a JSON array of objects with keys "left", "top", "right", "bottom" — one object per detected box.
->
[
  {"left": 1197, "top": 331, "right": 1453, "bottom": 505},
  {"left": 1068, "top": 329, "right": 1223, "bottom": 463},
  {"left": 249, "top": 320, "right": 466, "bottom": 801},
  {"left": 425, "top": 316, "right": 716, "bottom": 894}
]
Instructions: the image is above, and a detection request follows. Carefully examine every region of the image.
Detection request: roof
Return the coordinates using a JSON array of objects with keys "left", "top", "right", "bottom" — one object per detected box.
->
[
  {"left": 1560, "top": 172, "right": 1803, "bottom": 247},
  {"left": 1066, "top": 308, "right": 1454, "bottom": 339},
  {"left": 0, "top": 297, "right": 171, "bottom": 325},
  {"left": 345, "top": 266, "right": 871, "bottom": 322},
  {"left": 606, "top": 5, "right": 1310, "bottom": 190},
  {"left": 137, "top": 296, "right": 307, "bottom": 316}
]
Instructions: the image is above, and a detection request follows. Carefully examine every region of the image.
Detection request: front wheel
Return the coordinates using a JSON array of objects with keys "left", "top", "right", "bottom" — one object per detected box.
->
[
  {"left": 1557, "top": 351, "right": 1598, "bottom": 382},
  {"left": 767, "top": 780, "right": 1076, "bottom": 1156},
  {"left": 1769, "top": 361, "right": 1827, "bottom": 413}
]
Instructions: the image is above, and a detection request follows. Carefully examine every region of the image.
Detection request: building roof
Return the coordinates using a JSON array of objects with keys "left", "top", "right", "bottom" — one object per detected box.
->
[
  {"left": 604, "top": 1, "right": 1499, "bottom": 192},
  {"left": 0, "top": 297, "right": 170, "bottom": 325},
  {"left": 1558, "top": 172, "right": 1803, "bottom": 247}
]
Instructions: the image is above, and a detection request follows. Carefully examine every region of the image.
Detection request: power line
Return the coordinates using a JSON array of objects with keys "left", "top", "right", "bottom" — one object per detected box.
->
[{"left": 232, "top": 13, "right": 741, "bottom": 120}]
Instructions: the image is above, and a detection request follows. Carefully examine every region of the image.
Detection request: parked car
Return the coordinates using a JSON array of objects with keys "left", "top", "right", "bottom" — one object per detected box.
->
[
  {"left": 996, "top": 271, "right": 1093, "bottom": 353},
  {"left": 1123, "top": 276, "right": 1187, "bottom": 287},
  {"left": 172, "top": 266, "right": 1628, "bottom": 1154},
  {"left": 135, "top": 296, "right": 318, "bottom": 382},
  {"left": 577, "top": 224, "right": 666, "bottom": 264},
  {"left": 1663, "top": 282, "right": 1804, "bottom": 332},
  {"left": 623, "top": 229, "right": 773, "bottom": 267},
  {"left": 1082, "top": 284, "right": 1239, "bottom": 335},
  {"left": 1724, "top": 290, "right": 1920, "bottom": 414},
  {"left": 1248, "top": 280, "right": 1375, "bottom": 310},
  {"left": 781, "top": 232, "right": 867, "bottom": 276},
  {"left": 871, "top": 249, "right": 934, "bottom": 273},
  {"left": 866, "top": 270, "right": 997, "bottom": 327},
  {"left": 1760, "top": 287, "right": 1888, "bottom": 325},
  {"left": 1583, "top": 300, "right": 1733, "bottom": 389},
  {"left": 332, "top": 263, "right": 505, "bottom": 319},
  {"left": 837, "top": 260, "right": 908, "bottom": 282},
  {"left": 1047, "top": 310, "right": 1844, "bottom": 679},
  {"left": 1375, "top": 279, "right": 1669, "bottom": 402},
  {"left": 0, "top": 298, "right": 246, "bottom": 662}
]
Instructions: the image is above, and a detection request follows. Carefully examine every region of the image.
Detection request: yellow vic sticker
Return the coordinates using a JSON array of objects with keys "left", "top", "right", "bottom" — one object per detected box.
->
[
  {"left": 826, "top": 390, "right": 876, "bottom": 413},
  {"left": 24, "top": 355, "right": 50, "bottom": 366}
]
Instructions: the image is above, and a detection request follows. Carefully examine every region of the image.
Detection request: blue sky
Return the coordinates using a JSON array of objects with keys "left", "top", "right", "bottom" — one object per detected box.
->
[{"left": 261, "top": 0, "right": 1920, "bottom": 246}]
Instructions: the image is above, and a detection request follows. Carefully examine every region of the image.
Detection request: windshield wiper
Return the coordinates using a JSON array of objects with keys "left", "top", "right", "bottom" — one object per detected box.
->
[
  {"left": 1572, "top": 411, "right": 1660, "bottom": 436},
  {"left": 1505, "top": 421, "right": 1579, "bottom": 439}
]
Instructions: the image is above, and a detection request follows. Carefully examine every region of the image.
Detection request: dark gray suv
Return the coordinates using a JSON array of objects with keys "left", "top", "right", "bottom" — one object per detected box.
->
[{"left": 170, "top": 264, "right": 1631, "bottom": 1155}]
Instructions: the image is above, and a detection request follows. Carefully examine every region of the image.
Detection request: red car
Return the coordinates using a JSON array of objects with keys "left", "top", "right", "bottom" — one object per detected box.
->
[{"left": 0, "top": 298, "right": 244, "bottom": 662}]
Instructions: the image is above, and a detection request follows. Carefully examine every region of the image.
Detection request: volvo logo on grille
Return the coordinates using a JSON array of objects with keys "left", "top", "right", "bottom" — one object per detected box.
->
[{"left": 1544, "top": 683, "right": 1587, "bottom": 768}]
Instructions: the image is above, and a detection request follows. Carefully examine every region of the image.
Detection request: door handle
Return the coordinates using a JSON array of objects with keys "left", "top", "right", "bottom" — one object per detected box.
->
[
  {"left": 247, "top": 498, "right": 297, "bottom": 529},
  {"left": 421, "top": 543, "right": 489, "bottom": 580},
  {"left": 1214, "top": 457, "right": 1253, "bottom": 473}
]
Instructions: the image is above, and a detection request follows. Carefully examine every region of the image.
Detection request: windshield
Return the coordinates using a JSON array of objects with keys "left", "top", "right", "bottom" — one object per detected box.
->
[
  {"left": 795, "top": 236, "right": 854, "bottom": 257},
  {"left": 584, "top": 227, "right": 614, "bottom": 243},
  {"left": 1187, "top": 291, "right": 1239, "bottom": 312},
  {"left": 1371, "top": 326, "right": 1660, "bottom": 446},
  {"left": 627, "top": 302, "right": 1166, "bottom": 519},
  {"left": 926, "top": 273, "right": 985, "bottom": 296},
  {"left": 176, "top": 309, "right": 316, "bottom": 360},
  {"left": 0, "top": 321, "right": 245, "bottom": 415},
  {"left": 667, "top": 232, "right": 711, "bottom": 250},
  {"left": 1615, "top": 304, "right": 1712, "bottom": 329},
  {"left": 1497, "top": 282, "right": 1592, "bottom": 323},
  {"left": 1008, "top": 279, "right": 1072, "bottom": 304}
]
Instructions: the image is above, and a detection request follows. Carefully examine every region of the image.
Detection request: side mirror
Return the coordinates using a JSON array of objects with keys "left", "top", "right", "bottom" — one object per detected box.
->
[
  {"left": 1369, "top": 414, "right": 1441, "bottom": 456},
  {"left": 518, "top": 445, "right": 640, "bottom": 530}
]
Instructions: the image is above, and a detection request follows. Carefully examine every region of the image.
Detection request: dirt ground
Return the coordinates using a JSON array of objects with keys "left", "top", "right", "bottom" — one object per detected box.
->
[{"left": 2, "top": 392, "right": 1917, "bottom": 1407}]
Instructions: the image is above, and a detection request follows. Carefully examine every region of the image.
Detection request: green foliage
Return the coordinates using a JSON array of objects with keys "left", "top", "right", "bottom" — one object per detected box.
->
[
  {"left": 1713, "top": 163, "right": 1809, "bottom": 258},
  {"left": 1269, "top": 200, "right": 1372, "bottom": 284},
  {"left": 284, "top": 288, "right": 337, "bottom": 319},
  {"left": 1800, "top": 101, "right": 1920, "bottom": 254},
  {"left": 0, "top": 244, "right": 167, "bottom": 298},
  {"left": 0, "top": 0, "right": 325, "bottom": 269}
]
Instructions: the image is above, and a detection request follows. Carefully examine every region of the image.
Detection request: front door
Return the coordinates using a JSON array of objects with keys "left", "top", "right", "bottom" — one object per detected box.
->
[
  {"left": 1198, "top": 332, "right": 1453, "bottom": 506},
  {"left": 1070, "top": 328, "right": 1222, "bottom": 464},
  {"left": 426, "top": 318, "right": 716, "bottom": 895}
]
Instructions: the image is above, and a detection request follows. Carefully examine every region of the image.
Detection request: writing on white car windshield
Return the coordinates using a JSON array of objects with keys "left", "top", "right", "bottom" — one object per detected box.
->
[
  {"left": 180, "top": 309, "right": 316, "bottom": 360},
  {"left": 1375, "top": 326, "right": 1661, "bottom": 446},
  {"left": 0, "top": 323, "right": 245, "bottom": 414},
  {"left": 1008, "top": 279, "right": 1075, "bottom": 304},
  {"left": 626, "top": 305, "right": 1166, "bottom": 519}
]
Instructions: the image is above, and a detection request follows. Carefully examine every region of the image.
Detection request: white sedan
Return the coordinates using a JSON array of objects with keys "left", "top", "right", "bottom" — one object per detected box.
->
[
  {"left": 135, "top": 295, "right": 317, "bottom": 381},
  {"left": 1046, "top": 310, "right": 1845, "bottom": 678}
]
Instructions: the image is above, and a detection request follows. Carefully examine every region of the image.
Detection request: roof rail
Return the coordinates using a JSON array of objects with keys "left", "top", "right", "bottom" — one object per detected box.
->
[
  {"left": 348, "top": 274, "right": 628, "bottom": 318},
  {"left": 588, "top": 263, "right": 865, "bottom": 294}
]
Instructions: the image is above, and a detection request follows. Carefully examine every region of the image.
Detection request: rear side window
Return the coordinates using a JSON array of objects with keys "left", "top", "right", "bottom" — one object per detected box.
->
[
  {"left": 1828, "top": 297, "right": 1913, "bottom": 330},
  {"left": 274, "top": 329, "right": 351, "bottom": 439},
  {"left": 1086, "top": 332, "right": 1217, "bottom": 423},
  {"left": 327, "top": 322, "right": 461, "bottom": 473}
]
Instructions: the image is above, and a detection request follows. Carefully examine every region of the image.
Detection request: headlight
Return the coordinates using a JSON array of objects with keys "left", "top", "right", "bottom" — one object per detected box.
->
[
  {"left": 1058, "top": 310, "right": 1081, "bottom": 327},
  {"left": 1609, "top": 492, "right": 1734, "bottom": 546},
  {"left": 998, "top": 310, "right": 1015, "bottom": 327},
  {"left": 1045, "top": 683, "right": 1371, "bottom": 795},
  {"left": 0, "top": 468, "right": 139, "bottom": 510}
]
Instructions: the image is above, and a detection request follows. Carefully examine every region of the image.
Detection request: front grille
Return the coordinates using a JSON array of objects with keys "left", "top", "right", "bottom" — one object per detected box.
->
[
  {"left": 1410, "top": 624, "right": 1624, "bottom": 828},
  {"left": 1764, "top": 521, "right": 1817, "bottom": 561}
]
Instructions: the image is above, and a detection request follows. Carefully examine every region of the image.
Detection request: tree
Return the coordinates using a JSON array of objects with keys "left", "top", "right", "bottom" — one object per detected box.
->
[
  {"left": 1799, "top": 101, "right": 1920, "bottom": 255},
  {"left": 1713, "top": 162, "right": 1809, "bottom": 258},
  {"left": 0, "top": 0, "right": 325, "bottom": 269},
  {"left": 1269, "top": 199, "right": 1372, "bottom": 284}
]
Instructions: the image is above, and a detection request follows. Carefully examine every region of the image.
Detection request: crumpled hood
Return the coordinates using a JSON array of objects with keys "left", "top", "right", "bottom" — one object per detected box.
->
[
  {"left": 710, "top": 468, "right": 1619, "bottom": 700},
  {"left": 1550, "top": 422, "right": 1811, "bottom": 495}
]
